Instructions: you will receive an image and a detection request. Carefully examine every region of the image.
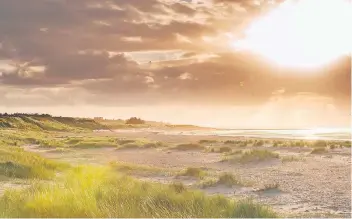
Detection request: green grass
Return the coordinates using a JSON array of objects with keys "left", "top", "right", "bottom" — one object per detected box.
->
[
  {"left": 200, "top": 173, "right": 247, "bottom": 188},
  {"left": 116, "top": 138, "right": 166, "bottom": 150},
  {"left": 240, "top": 149, "right": 279, "bottom": 163},
  {"left": 0, "top": 146, "right": 69, "bottom": 179},
  {"left": 222, "top": 149, "right": 279, "bottom": 163},
  {"left": 177, "top": 167, "right": 207, "bottom": 179},
  {"left": 223, "top": 140, "right": 249, "bottom": 147},
  {"left": 206, "top": 146, "right": 233, "bottom": 153},
  {"left": 219, "top": 146, "right": 232, "bottom": 153},
  {"left": 310, "top": 147, "right": 328, "bottom": 154},
  {"left": 0, "top": 130, "right": 69, "bottom": 179},
  {"left": 199, "top": 139, "right": 217, "bottom": 144},
  {"left": 0, "top": 115, "right": 106, "bottom": 132},
  {"left": 341, "top": 141, "right": 351, "bottom": 148},
  {"left": 109, "top": 161, "right": 170, "bottom": 176},
  {"left": 0, "top": 166, "right": 277, "bottom": 218},
  {"left": 173, "top": 143, "right": 204, "bottom": 151},
  {"left": 312, "top": 140, "right": 328, "bottom": 148},
  {"left": 253, "top": 140, "right": 265, "bottom": 147}
]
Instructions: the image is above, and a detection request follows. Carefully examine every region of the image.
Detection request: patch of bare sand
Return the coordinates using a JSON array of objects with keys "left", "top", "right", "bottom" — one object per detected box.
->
[{"left": 211, "top": 153, "right": 351, "bottom": 217}]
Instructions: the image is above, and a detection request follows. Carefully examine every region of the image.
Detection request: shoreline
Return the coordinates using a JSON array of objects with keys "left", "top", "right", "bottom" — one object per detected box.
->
[{"left": 94, "top": 128, "right": 352, "bottom": 142}]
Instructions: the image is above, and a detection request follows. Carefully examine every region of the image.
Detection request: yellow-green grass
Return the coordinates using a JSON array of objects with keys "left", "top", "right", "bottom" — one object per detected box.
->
[
  {"left": 206, "top": 146, "right": 233, "bottom": 153},
  {"left": 0, "top": 145, "right": 69, "bottom": 179},
  {"left": 223, "top": 140, "right": 250, "bottom": 147},
  {"left": 222, "top": 149, "right": 279, "bottom": 163},
  {"left": 199, "top": 139, "right": 218, "bottom": 144},
  {"left": 172, "top": 143, "right": 205, "bottom": 151},
  {"left": 0, "top": 115, "right": 106, "bottom": 131},
  {"left": 177, "top": 167, "right": 207, "bottom": 179},
  {"left": 109, "top": 161, "right": 171, "bottom": 176},
  {"left": 0, "top": 166, "right": 277, "bottom": 218},
  {"left": 240, "top": 149, "right": 279, "bottom": 163},
  {"left": 200, "top": 173, "right": 248, "bottom": 188},
  {"left": 310, "top": 147, "right": 328, "bottom": 154},
  {"left": 116, "top": 138, "right": 166, "bottom": 150}
]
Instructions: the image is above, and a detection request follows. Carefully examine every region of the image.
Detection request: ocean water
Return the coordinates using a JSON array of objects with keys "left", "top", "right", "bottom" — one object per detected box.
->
[
  {"left": 111, "top": 128, "right": 351, "bottom": 141},
  {"left": 153, "top": 128, "right": 351, "bottom": 141},
  {"left": 209, "top": 128, "right": 351, "bottom": 141}
]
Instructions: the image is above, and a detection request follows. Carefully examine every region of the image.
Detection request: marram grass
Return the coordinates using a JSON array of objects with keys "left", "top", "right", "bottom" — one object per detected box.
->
[{"left": 0, "top": 166, "right": 277, "bottom": 218}]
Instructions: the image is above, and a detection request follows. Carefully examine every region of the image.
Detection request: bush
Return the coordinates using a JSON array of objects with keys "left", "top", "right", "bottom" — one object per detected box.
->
[{"left": 125, "top": 117, "right": 145, "bottom": 124}]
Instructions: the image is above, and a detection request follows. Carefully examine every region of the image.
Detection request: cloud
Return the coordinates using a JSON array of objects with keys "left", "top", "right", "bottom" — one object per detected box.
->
[{"left": 0, "top": 0, "right": 349, "bottom": 128}]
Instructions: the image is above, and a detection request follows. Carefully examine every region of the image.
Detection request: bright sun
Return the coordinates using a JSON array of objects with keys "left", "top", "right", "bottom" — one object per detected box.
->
[{"left": 233, "top": 0, "right": 352, "bottom": 68}]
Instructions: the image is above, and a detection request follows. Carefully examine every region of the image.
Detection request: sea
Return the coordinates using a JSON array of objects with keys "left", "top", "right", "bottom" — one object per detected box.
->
[{"left": 113, "top": 128, "right": 351, "bottom": 141}]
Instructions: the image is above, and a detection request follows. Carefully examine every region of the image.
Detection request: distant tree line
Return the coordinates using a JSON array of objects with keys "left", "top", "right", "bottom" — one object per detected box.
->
[{"left": 125, "top": 117, "right": 145, "bottom": 124}]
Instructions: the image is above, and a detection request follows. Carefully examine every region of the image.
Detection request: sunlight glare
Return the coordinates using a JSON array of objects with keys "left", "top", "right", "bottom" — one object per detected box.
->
[{"left": 233, "top": 0, "right": 352, "bottom": 68}]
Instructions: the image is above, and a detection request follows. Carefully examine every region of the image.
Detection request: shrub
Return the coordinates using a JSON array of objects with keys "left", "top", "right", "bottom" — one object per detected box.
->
[{"left": 125, "top": 117, "right": 145, "bottom": 124}]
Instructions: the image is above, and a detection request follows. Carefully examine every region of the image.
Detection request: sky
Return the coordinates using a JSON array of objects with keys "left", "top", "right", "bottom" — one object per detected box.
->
[{"left": 0, "top": 0, "right": 351, "bottom": 129}]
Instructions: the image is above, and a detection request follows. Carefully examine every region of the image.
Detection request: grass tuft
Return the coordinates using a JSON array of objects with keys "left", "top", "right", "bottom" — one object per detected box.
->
[
  {"left": 0, "top": 166, "right": 277, "bottom": 218},
  {"left": 0, "top": 146, "right": 69, "bottom": 179},
  {"left": 310, "top": 147, "right": 327, "bottom": 154},
  {"left": 200, "top": 173, "right": 248, "bottom": 188},
  {"left": 173, "top": 143, "right": 204, "bottom": 151},
  {"left": 199, "top": 139, "right": 217, "bottom": 144},
  {"left": 239, "top": 149, "right": 279, "bottom": 163},
  {"left": 219, "top": 146, "right": 232, "bottom": 153},
  {"left": 177, "top": 167, "right": 206, "bottom": 179}
]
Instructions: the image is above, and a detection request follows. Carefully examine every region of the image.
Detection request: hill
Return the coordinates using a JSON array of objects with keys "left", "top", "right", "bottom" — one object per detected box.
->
[{"left": 0, "top": 114, "right": 106, "bottom": 131}]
